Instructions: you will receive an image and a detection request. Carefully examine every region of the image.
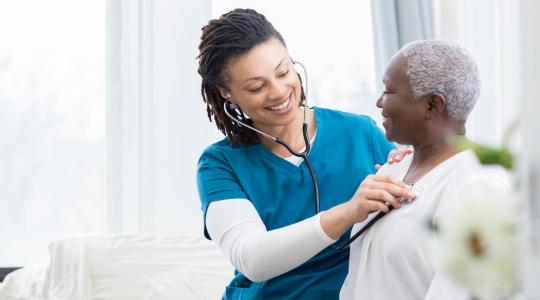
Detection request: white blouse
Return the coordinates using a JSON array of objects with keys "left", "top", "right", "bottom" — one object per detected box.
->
[{"left": 340, "top": 150, "right": 510, "bottom": 300}]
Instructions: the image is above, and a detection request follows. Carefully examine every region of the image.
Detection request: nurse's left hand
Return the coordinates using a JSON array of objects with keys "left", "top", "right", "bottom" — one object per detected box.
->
[{"left": 386, "top": 147, "right": 413, "bottom": 164}]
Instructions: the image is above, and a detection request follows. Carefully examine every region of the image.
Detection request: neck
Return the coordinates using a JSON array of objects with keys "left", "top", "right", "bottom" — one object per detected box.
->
[
  {"left": 411, "top": 139, "right": 457, "bottom": 165},
  {"left": 404, "top": 132, "right": 463, "bottom": 184},
  {"left": 256, "top": 107, "right": 315, "bottom": 157}
]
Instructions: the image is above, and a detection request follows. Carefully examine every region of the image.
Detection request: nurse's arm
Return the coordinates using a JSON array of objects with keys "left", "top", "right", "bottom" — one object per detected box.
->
[{"left": 206, "top": 199, "right": 336, "bottom": 282}]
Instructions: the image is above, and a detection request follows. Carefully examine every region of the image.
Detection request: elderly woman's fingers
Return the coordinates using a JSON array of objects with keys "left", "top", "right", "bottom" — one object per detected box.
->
[
  {"left": 387, "top": 149, "right": 398, "bottom": 164},
  {"left": 375, "top": 164, "right": 382, "bottom": 172}
]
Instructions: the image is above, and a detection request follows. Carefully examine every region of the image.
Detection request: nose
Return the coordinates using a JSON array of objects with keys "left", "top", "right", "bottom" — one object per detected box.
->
[
  {"left": 267, "top": 79, "right": 289, "bottom": 100},
  {"left": 376, "top": 93, "right": 383, "bottom": 108}
]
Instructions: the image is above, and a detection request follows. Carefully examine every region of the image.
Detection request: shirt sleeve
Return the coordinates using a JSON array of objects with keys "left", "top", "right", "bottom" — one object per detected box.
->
[
  {"left": 367, "top": 117, "right": 395, "bottom": 166},
  {"left": 197, "top": 146, "right": 248, "bottom": 238},
  {"left": 206, "top": 199, "right": 336, "bottom": 283}
]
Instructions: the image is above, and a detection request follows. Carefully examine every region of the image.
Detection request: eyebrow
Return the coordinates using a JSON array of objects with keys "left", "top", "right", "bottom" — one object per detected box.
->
[{"left": 243, "top": 57, "right": 287, "bottom": 84}]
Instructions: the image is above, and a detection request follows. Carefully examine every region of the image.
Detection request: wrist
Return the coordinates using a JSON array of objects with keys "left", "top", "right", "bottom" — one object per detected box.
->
[
  {"left": 336, "top": 201, "right": 357, "bottom": 227},
  {"left": 320, "top": 202, "right": 356, "bottom": 240}
]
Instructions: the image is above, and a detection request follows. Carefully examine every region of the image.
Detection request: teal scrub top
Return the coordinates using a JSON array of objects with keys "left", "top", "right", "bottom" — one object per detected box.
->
[{"left": 197, "top": 107, "right": 394, "bottom": 299}]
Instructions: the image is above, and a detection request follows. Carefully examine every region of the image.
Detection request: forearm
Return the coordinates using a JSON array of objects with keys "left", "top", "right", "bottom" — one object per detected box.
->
[
  {"left": 230, "top": 213, "right": 335, "bottom": 282},
  {"left": 319, "top": 202, "right": 356, "bottom": 240},
  {"left": 207, "top": 199, "right": 336, "bottom": 282}
]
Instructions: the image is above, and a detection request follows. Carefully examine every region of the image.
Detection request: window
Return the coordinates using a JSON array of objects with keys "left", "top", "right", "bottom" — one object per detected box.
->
[
  {"left": 0, "top": 0, "right": 106, "bottom": 265},
  {"left": 212, "top": 0, "right": 380, "bottom": 119}
]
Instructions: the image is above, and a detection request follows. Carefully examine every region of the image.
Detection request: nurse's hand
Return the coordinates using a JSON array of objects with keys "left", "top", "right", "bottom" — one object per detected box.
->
[
  {"left": 386, "top": 147, "right": 413, "bottom": 164},
  {"left": 320, "top": 174, "right": 415, "bottom": 240},
  {"left": 346, "top": 174, "right": 415, "bottom": 221}
]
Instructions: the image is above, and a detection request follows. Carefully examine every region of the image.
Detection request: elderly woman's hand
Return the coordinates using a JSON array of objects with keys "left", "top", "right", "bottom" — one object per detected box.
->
[
  {"left": 375, "top": 147, "right": 414, "bottom": 171},
  {"left": 387, "top": 147, "right": 413, "bottom": 164}
]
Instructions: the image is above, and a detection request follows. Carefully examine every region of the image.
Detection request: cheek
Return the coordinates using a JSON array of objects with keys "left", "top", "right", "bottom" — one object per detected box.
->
[{"left": 234, "top": 94, "right": 264, "bottom": 113}]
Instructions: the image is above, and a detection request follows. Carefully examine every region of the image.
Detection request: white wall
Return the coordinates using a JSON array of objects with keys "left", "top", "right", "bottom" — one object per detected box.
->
[{"left": 107, "top": 0, "right": 220, "bottom": 236}]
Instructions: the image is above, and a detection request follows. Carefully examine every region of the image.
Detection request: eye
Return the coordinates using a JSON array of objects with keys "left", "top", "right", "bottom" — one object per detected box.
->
[
  {"left": 278, "top": 69, "right": 290, "bottom": 78},
  {"left": 382, "top": 90, "right": 392, "bottom": 95},
  {"left": 247, "top": 85, "right": 264, "bottom": 93}
]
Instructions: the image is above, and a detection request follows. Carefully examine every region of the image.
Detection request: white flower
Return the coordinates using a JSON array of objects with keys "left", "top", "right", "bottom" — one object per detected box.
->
[{"left": 437, "top": 175, "right": 518, "bottom": 300}]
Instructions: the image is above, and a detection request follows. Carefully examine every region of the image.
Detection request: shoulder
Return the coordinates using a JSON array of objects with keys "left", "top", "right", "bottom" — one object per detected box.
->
[
  {"left": 314, "top": 106, "right": 377, "bottom": 137},
  {"left": 376, "top": 153, "right": 413, "bottom": 177},
  {"left": 450, "top": 150, "right": 509, "bottom": 185},
  {"left": 441, "top": 150, "right": 513, "bottom": 206},
  {"left": 315, "top": 106, "right": 375, "bottom": 125},
  {"left": 197, "top": 138, "right": 238, "bottom": 167},
  {"left": 199, "top": 138, "right": 228, "bottom": 159},
  {"left": 198, "top": 137, "right": 259, "bottom": 170}
]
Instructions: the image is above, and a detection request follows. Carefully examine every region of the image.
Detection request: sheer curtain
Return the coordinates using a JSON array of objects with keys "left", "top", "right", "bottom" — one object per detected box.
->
[
  {"left": 433, "top": 0, "right": 520, "bottom": 148},
  {"left": 106, "top": 0, "right": 217, "bottom": 236},
  {"left": 370, "top": 0, "right": 436, "bottom": 90}
]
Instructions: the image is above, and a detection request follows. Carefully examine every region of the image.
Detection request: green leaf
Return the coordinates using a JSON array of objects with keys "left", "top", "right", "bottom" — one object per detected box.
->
[{"left": 448, "top": 136, "right": 514, "bottom": 170}]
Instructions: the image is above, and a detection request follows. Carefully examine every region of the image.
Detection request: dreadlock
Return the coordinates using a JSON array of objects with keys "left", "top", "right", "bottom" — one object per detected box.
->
[{"left": 197, "top": 8, "right": 305, "bottom": 147}]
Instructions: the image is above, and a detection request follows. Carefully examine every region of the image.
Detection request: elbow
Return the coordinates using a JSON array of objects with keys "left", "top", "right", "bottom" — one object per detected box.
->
[
  {"left": 232, "top": 247, "right": 275, "bottom": 282},
  {"left": 239, "top": 263, "right": 273, "bottom": 283}
]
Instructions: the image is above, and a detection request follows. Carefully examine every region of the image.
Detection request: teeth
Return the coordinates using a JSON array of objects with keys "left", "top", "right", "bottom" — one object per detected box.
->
[{"left": 269, "top": 98, "right": 290, "bottom": 111}]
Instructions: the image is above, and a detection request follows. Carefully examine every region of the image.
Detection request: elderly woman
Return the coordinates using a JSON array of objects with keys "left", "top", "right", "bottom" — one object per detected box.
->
[{"left": 339, "top": 40, "right": 509, "bottom": 300}]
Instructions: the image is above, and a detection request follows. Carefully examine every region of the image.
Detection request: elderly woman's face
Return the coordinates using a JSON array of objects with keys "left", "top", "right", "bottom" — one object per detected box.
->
[{"left": 376, "top": 54, "right": 426, "bottom": 145}]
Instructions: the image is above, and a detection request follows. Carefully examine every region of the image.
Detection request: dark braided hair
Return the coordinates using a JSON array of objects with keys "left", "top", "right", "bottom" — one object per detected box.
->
[{"left": 197, "top": 8, "right": 305, "bottom": 147}]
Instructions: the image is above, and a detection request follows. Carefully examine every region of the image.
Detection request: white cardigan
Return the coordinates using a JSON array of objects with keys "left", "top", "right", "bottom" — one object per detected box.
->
[{"left": 340, "top": 150, "right": 511, "bottom": 300}]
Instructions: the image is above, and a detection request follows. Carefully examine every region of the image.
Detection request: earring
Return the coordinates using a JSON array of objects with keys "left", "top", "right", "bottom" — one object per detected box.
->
[{"left": 228, "top": 101, "right": 238, "bottom": 109}]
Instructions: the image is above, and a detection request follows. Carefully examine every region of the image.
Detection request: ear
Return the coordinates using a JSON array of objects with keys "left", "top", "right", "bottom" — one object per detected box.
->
[
  {"left": 425, "top": 92, "right": 446, "bottom": 119},
  {"left": 218, "top": 87, "right": 232, "bottom": 101}
]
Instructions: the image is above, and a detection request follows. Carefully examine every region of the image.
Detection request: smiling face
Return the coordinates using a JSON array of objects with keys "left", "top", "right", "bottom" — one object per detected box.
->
[
  {"left": 220, "top": 37, "right": 302, "bottom": 130},
  {"left": 376, "top": 54, "right": 427, "bottom": 145}
]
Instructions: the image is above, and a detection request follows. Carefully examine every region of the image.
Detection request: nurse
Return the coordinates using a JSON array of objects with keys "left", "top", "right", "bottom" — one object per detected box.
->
[{"left": 196, "top": 8, "right": 415, "bottom": 300}]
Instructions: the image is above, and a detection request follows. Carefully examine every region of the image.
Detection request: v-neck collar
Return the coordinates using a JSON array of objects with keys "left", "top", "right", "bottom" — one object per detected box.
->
[
  {"left": 254, "top": 107, "right": 323, "bottom": 170},
  {"left": 395, "top": 149, "right": 476, "bottom": 197}
]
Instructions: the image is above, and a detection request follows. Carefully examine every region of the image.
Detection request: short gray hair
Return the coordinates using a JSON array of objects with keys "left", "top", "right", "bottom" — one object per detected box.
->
[{"left": 399, "top": 40, "right": 480, "bottom": 122}]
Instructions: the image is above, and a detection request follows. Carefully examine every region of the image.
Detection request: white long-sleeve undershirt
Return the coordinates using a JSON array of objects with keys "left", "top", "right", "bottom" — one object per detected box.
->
[{"left": 206, "top": 198, "right": 337, "bottom": 282}]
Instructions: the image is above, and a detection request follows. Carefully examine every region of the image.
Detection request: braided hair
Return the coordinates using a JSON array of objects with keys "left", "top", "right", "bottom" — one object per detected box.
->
[{"left": 197, "top": 8, "right": 305, "bottom": 147}]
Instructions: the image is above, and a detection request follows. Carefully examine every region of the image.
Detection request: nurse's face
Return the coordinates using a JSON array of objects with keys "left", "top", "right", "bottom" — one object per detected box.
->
[
  {"left": 376, "top": 54, "right": 426, "bottom": 145},
  {"left": 221, "top": 37, "right": 302, "bottom": 129}
]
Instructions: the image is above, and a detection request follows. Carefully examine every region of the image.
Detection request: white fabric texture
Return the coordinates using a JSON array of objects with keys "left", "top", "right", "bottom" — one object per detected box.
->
[
  {"left": 0, "top": 235, "right": 234, "bottom": 300},
  {"left": 206, "top": 198, "right": 336, "bottom": 282},
  {"left": 340, "top": 150, "right": 511, "bottom": 300}
]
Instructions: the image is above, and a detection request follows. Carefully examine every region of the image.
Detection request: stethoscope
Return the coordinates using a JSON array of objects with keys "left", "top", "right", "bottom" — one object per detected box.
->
[{"left": 222, "top": 60, "right": 388, "bottom": 250}]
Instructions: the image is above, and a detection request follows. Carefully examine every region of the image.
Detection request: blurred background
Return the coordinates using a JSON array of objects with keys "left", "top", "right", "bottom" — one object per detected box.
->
[{"left": 0, "top": 1, "right": 538, "bottom": 294}]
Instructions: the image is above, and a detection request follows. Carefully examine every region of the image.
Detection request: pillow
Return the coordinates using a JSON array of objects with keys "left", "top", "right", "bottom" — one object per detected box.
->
[{"left": 0, "top": 235, "right": 234, "bottom": 300}]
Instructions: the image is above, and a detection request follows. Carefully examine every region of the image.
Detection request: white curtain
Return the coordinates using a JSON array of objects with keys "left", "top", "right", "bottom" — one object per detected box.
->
[
  {"left": 434, "top": 0, "right": 520, "bottom": 148},
  {"left": 106, "top": 0, "right": 218, "bottom": 235},
  {"left": 371, "top": 0, "right": 436, "bottom": 89}
]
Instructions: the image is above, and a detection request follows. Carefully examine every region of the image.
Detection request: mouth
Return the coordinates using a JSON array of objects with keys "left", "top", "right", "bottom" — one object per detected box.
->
[{"left": 265, "top": 92, "right": 293, "bottom": 114}]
